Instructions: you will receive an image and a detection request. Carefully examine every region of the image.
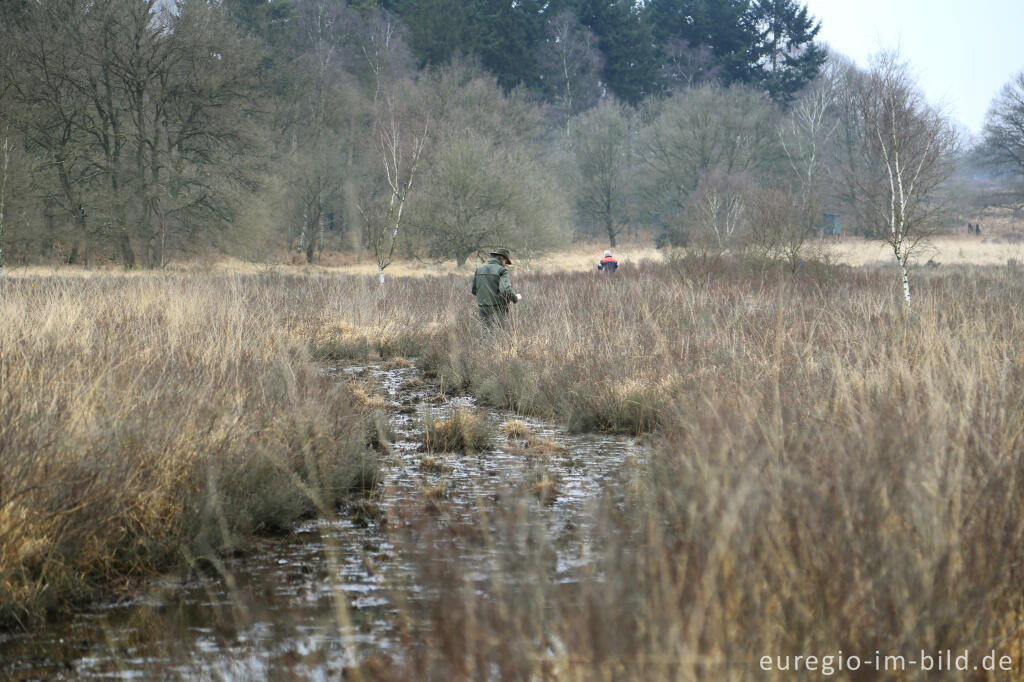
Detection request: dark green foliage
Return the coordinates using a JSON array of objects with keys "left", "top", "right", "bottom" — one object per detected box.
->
[
  {"left": 388, "top": 0, "right": 823, "bottom": 104},
  {"left": 222, "top": 0, "right": 295, "bottom": 46},
  {"left": 394, "top": 0, "right": 547, "bottom": 90},
  {"left": 643, "top": 0, "right": 756, "bottom": 88},
  {"left": 748, "top": 0, "right": 826, "bottom": 103},
  {"left": 568, "top": 0, "right": 660, "bottom": 104}
]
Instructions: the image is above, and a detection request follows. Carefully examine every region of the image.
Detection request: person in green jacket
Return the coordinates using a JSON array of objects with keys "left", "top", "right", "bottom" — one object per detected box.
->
[{"left": 472, "top": 248, "right": 522, "bottom": 325}]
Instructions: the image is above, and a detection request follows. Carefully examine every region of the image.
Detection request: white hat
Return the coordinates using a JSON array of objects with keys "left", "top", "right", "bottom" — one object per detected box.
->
[{"left": 604, "top": 250, "right": 612, "bottom": 257}]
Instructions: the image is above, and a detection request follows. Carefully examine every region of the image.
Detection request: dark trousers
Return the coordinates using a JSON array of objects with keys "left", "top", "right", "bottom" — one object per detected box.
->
[{"left": 477, "top": 304, "right": 510, "bottom": 326}]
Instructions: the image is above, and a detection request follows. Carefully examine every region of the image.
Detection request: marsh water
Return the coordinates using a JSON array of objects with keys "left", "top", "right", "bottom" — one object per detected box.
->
[{"left": 0, "top": 362, "right": 644, "bottom": 679}]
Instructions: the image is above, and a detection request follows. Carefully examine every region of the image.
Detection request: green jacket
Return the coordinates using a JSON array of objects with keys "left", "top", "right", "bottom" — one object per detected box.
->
[{"left": 472, "top": 257, "right": 518, "bottom": 308}]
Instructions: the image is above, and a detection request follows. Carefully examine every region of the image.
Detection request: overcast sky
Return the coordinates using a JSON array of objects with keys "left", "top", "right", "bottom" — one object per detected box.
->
[{"left": 801, "top": 0, "right": 1024, "bottom": 139}]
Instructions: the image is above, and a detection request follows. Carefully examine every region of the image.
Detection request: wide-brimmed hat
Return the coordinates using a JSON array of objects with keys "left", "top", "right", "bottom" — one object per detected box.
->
[{"left": 490, "top": 248, "right": 512, "bottom": 263}]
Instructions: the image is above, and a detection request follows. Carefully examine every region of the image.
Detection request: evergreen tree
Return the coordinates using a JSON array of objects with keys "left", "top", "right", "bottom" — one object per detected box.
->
[
  {"left": 392, "top": 0, "right": 476, "bottom": 70},
  {"left": 569, "top": 0, "right": 659, "bottom": 104},
  {"left": 473, "top": 0, "right": 546, "bottom": 91},
  {"left": 749, "top": 0, "right": 825, "bottom": 103},
  {"left": 222, "top": 0, "right": 295, "bottom": 47},
  {"left": 642, "top": 0, "right": 756, "bottom": 88}
]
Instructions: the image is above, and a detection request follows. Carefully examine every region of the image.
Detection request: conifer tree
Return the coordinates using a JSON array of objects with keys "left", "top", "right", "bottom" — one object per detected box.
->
[{"left": 749, "top": 0, "right": 826, "bottom": 103}]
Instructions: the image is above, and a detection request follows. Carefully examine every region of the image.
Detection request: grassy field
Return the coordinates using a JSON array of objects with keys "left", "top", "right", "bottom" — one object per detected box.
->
[{"left": 3, "top": 250, "right": 1024, "bottom": 678}]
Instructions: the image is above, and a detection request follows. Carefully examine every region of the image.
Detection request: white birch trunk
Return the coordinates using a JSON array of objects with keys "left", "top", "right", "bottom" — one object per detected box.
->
[
  {"left": 0, "top": 128, "right": 9, "bottom": 276},
  {"left": 900, "top": 259, "right": 911, "bottom": 312}
]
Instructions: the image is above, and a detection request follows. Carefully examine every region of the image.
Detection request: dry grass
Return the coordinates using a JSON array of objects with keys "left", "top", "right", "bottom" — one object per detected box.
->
[
  {"left": 0, "top": 275, "right": 378, "bottom": 627},
  {"left": 420, "top": 409, "right": 492, "bottom": 453},
  {"left": 501, "top": 419, "right": 535, "bottom": 439},
  {"left": 825, "top": 234, "right": 1024, "bottom": 266},
  {"left": 7, "top": 256, "right": 1024, "bottom": 678},
  {"left": 6, "top": 231, "right": 1024, "bottom": 288},
  {"left": 319, "top": 260, "right": 1024, "bottom": 680}
]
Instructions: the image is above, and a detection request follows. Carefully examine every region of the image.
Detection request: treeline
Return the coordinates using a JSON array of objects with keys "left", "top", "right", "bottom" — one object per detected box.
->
[{"left": 0, "top": 0, "right": 1019, "bottom": 271}]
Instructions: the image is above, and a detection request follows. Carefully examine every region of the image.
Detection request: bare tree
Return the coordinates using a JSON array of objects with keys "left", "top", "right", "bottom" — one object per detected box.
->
[
  {"left": 744, "top": 182, "right": 820, "bottom": 273},
  {"left": 411, "top": 132, "right": 568, "bottom": 266},
  {"left": 4, "top": 0, "right": 105, "bottom": 265},
  {"left": 780, "top": 70, "right": 837, "bottom": 198},
  {"left": 657, "top": 39, "right": 720, "bottom": 94},
  {"left": 4, "top": 0, "right": 261, "bottom": 268},
  {"left": 768, "top": 69, "right": 840, "bottom": 269},
  {"left": 979, "top": 69, "right": 1024, "bottom": 211},
  {"left": 538, "top": 10, "right": 603, "bottom": 136},
  {"left": 637, "top": 84, "right": 781, "bottom": 246},
  {"left": 351, "top": 8, "right": 414, "bottom": 108},
  {"left": 287, "top": 0, "right": 354, "bottom": 264},
  {"left": 848, "top": 52, "right": 957, "bottom": 312},
  {"left": 0, "top": 122, "right": 10, "bottom": 276},
  {"left": 570, "top": 99, "right": 633, "bottom": 247},
  {"left": 365, "top": 88, "right": 428, "bottom": 285}
]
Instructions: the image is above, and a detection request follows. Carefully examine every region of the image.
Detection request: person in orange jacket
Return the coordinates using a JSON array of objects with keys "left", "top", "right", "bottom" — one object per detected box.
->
[{"left": 597, "top": 249, "right": 617, "bottom": 273}]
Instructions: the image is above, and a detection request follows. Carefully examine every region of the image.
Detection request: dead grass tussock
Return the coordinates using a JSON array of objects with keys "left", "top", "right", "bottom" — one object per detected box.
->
[
  {"left": 418, "top": 455, "right": 446, "bottom": 473},
  {"left": 523, "top": 437, "right": 567, "bottom": 456},
  {"left": 528, "top": 475, "right": 558, "bottom": 504},
  {"left": 351, "top": 385, "right": 389, "bottom": 409},
  {"left": 421, "top": 409, "right": 491, "bottom": 453},
  {"left": 501, "top": 419, "right": 534, "bottom": 440},
  {"left": 421, "top": 481, "right": 450, "bottom": 500}
]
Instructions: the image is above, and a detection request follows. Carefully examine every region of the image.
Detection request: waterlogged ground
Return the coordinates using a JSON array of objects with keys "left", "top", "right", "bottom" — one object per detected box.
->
[{"left": 0, "top": 362, "right": 645, "bottom": 679}]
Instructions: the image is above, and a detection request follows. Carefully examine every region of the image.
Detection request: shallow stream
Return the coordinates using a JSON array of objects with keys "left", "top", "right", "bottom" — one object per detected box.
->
[{"left": 0, "top": 362, "right": 645, "bottom": 679}]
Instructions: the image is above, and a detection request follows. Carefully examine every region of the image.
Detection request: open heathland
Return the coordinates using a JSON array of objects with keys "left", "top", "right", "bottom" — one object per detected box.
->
[{"left": 3, "top": 259, "right": 1024, "bottom": 678}]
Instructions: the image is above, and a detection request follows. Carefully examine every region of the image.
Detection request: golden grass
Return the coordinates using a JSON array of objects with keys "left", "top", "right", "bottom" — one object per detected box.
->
[
  {"left": 528, "top": 475, "right": 558, "bottom": 504},
  {"left": 420, "top": 409, "right": 491, "bottom": 453},
  {"left": 825, "top": 234, "right": 1024, "bottom": 266},
  {"left": 0, "top": 275, "right": 377, "bottom": 627},
  {"left": 501, "top": 419, "right": 535, "bottom": 439}
]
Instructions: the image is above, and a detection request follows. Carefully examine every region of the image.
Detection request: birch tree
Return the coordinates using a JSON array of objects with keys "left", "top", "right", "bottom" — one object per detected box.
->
[
  {"left": 849, "top": 52, "right": 957, "bottom": 313},
  {"left": 771, "top": 68, "right": 839, "bottom": 269},
  {"left": 538, "top": 10, "right": 603, "bottom": 136},
  {"left": 0, "top": 123, "right": 11, "bottom": 276},
  {"left": 365, "top": 86, "right": 428, "bottom": 285}
]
